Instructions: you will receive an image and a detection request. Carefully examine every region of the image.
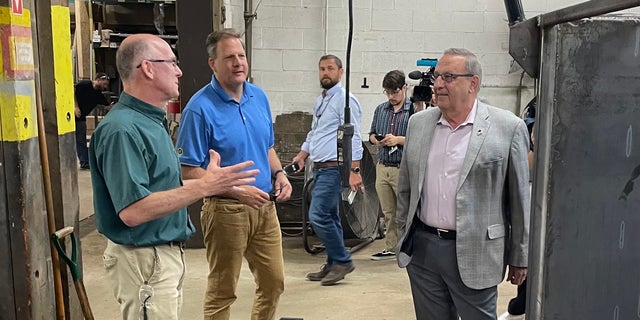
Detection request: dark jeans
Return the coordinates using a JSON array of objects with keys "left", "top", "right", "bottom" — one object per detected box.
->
[
  {"left": 308, "top": 167, "right": 351, "bottom": 265},
  {"left": 75, "top": 120, "right": 88, "bottom": 166}
]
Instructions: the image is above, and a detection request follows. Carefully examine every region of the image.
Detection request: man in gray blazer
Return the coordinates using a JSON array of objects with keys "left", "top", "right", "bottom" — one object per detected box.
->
[{"left": 396, "top": 48, "right": 530, "bottom": 320}]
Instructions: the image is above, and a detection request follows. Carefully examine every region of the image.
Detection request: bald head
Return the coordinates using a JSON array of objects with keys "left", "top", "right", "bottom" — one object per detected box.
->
[
  {"left": 116, "top": 34, "right": 163, "bottom": 81},
  {"left": 115, "top": 34, "right": 182, "bottom": 108}
]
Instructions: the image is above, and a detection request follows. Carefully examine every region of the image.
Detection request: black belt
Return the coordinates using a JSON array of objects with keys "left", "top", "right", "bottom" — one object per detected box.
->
[
  {"left": 205, "top": 196, "right": 238, "bottom": 201},
  {"left": 414, "top": 218, "right": 456, "bottom": 240},
  {"left": 380, "top": 161, "right": 400, "bottom": 168},
  {"left": 313, "top": 161, "right": 339, "bottom": 169},
  {"left": 167, "top": 241, "right": 184, "bottom": 247}
]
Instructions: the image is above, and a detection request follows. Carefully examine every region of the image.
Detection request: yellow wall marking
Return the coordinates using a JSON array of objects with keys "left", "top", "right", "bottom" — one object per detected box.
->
[
  {"left": 0, "top": 92, "right": 37, "bottom": 141},
  {"left": 52, "top": 5, "right": 74, "bottom": 135}
]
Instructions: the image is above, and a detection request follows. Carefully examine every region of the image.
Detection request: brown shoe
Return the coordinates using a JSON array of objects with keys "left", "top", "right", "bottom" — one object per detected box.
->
[
  {"left": 320, "top": 262, "right": 355, "bottom": 286},
  {"left": 306, "top": 264, "right": 331, "bottom": 281}
]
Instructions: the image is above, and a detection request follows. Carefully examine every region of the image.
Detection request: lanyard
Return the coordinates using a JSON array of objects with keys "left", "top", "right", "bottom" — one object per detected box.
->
[
  {"left": 312, "top": 93, "right": 336, "bottom": 132},
  {"left": 389, "top": 107, "right": 405, "bottom": 135},
  {"left": 316, "top": 93, "right": 336, "bottom": 118}
]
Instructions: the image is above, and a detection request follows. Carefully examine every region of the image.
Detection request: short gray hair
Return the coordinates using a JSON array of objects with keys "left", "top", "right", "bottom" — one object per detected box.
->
[{"left": 443, "top": 48, "right": 482, "bottom": 87}]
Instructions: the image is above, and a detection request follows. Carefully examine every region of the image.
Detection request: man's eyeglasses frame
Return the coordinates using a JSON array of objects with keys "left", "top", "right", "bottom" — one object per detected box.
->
[
  {"left": 136, "top": 59, "right": 179, "bottom": 69},
  {"left": 433, "top": 72, "right": 476, "bottom": 83}
]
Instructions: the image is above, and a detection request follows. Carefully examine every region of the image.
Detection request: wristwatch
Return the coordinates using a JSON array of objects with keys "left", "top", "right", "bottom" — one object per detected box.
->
[{"left": 351, "top": 167, "right": 361, "bottom": 174}]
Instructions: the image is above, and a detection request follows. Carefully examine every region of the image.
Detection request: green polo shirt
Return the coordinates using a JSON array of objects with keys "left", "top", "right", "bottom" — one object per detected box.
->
[{"left": 89, "top": 92, "right": 194, "bottom": 246}]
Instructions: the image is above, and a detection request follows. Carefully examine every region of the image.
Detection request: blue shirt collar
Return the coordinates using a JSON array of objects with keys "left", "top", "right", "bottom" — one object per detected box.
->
[
  {"left": 324, "top": 82, "right": 343, "bottom": 97},
  {"left": 209, "top": 74, "right": 251, "bottom": 104}
]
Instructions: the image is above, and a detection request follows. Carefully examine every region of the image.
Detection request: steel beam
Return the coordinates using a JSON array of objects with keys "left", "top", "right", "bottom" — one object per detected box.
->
[{"left": 509, "top": 0, "right": 640, "bottom": 78}]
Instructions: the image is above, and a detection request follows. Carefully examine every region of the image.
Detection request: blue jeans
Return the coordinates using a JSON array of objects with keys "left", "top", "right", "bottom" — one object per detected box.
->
[
  {"left": 309, "top": 167, "right": 351, "bottom": 265},
  {"left": 75, "top": 120, "right": 88, "bottom": 166}
]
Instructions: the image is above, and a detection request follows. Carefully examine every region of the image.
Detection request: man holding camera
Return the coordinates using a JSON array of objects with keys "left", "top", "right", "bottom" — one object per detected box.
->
[{"left": 368, "top": 70, "right": 413, "bottom": 261}]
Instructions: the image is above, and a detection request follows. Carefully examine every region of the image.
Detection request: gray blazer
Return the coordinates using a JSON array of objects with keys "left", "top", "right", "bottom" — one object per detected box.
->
[{"left": 396, "top": 100, "right": 531, "bottom": 290}]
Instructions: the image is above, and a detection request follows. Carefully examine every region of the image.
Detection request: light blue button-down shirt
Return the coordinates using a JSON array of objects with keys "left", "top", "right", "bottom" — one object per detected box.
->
[{"left": 301, "top": 82, "right": 363, "bottom": 162}]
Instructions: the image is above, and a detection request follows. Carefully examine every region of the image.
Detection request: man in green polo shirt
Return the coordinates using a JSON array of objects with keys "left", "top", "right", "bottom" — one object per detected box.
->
[{"left": 89, "top": 33, "right": 259, "bottom": 320}]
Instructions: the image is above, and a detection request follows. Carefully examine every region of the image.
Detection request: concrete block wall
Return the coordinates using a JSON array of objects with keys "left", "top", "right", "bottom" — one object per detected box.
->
[
  {"left": 274, "top": 112, "right": 312, "bottom": 163},
  {"left": 224, "top": 0, "right": 640, "bottom": 137}
]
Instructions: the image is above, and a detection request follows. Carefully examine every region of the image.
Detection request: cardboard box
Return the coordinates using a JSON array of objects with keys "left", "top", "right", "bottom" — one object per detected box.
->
[{"left": 100, "top": 29, "right": 112, "bottom": 48}]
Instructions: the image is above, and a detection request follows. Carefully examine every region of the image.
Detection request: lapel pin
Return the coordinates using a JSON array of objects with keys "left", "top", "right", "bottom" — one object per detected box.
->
[{"left": 477, "top": 129, "right": 483, "bottom": 136}]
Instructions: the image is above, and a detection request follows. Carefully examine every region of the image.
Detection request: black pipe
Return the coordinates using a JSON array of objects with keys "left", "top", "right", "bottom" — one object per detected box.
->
[{"left": 504, "top": 0, "right": 525, "bottom": 25}]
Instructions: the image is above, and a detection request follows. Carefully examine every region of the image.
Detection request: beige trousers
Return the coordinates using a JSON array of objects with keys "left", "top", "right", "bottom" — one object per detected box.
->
[
  {"left": 201, "top": 198, "right": 285, "bottom": 320},
  {"left": 103, "top": 240, "right": 186, "bottom": 320},
  {"left": 375, "top": 163, "right": 399, "bottom": 251}
]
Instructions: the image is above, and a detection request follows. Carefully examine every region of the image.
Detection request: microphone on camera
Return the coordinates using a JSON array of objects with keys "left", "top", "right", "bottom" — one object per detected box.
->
[{"left": 408, "top": 70, "right": 425, "bottom": 80}]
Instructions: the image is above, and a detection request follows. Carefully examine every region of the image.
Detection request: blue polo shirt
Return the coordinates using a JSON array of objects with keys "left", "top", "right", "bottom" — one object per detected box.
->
[
  {"left": 176, "top": 75, "right": 274, "bottom": 193},
  {"left": 89, "top": 92, "right": 195, "bottom": 246}
]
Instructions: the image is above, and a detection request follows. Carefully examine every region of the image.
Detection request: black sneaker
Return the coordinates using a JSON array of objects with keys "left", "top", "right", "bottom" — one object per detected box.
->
[
  {"left": 306, "top": 264, "right": 331, "bottom": 281},
  {"left": 80, "top": 164, "right": 90, "bottom": 170},
  {"left": 370, "top": 249, "right": 395, "bottom": 261}
]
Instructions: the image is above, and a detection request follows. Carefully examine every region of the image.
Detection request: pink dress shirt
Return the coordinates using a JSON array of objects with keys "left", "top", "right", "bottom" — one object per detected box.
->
[{"left": 420, "top": 101, "right": 478, "bottom": 230}]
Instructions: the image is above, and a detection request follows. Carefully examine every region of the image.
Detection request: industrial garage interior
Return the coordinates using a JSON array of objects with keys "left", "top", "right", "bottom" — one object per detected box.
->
[{"left": 1, "top": 0, "right": 639, "bottom": 319}]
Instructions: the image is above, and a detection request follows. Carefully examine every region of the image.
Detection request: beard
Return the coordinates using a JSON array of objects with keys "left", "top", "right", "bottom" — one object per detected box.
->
[{"left": 320, "top": 77, "right": 338, "bottom": 90}]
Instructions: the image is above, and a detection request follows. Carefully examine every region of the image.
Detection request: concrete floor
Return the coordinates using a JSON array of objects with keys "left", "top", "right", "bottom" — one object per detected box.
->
[{"left": 77, "top": 169, "right": 518, "bottom": 320}]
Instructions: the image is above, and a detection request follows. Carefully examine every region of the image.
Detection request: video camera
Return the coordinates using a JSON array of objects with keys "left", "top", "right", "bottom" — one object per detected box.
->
[{"left": 408, "top": 58, "right": 438, "bottom": 102}]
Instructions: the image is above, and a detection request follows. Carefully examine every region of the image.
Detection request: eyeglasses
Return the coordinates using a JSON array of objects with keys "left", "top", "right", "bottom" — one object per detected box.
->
[
  {"left": 136, "top": 59, "right": 179, "bottom": 69},
  {"left": 383, "top": 88, "right": 403, "bottom": 96},
  {"left": 433, "top": 72, "right": 475, "bottom": 83}
]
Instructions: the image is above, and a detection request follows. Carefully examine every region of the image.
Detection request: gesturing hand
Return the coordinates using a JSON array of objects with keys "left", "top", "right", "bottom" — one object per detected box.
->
[{"left": 202, "top": 149, "right": 259, "bottom": 197}]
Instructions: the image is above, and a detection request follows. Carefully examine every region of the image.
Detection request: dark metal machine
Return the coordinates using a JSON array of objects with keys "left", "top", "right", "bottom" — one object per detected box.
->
[{"left": 505, "top": 0, "right": 640, "bottom": 318}]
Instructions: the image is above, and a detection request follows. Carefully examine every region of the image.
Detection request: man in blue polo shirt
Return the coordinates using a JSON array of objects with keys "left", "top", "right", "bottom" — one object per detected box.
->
[
  {"left": 89, "top": 33, "right": 258, "bottom": 320},
  {"left": 175, "top": 29, "right": 291, "bottom": 320}
]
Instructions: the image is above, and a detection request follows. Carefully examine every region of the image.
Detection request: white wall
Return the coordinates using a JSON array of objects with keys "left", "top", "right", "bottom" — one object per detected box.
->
[{"left": 225, "top": 0, "right": 640, "bottom": 135}]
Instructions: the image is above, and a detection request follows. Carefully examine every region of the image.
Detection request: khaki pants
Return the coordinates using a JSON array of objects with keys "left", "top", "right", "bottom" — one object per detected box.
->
[
  {"left": 201, "top": 198, "right": 285, "bottom": 320},
  {"left": 103, "top": 240, "right": 186, "bottom": 320},
  {"left": 375, "top": 163, "right": 399, "bottom": 251}
]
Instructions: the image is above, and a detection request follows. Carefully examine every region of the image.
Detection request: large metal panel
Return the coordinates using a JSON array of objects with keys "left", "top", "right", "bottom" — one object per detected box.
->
[{"left": 530, "top": 17, "right": 640, "bottom": 319}]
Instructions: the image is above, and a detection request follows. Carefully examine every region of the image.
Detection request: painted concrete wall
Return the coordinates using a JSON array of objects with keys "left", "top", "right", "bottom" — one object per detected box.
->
[{"left": 224, "top": 0, "right": 640, "bottom": 135}]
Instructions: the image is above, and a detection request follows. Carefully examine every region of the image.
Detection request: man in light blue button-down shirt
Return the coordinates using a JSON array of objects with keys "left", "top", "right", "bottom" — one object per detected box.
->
[{"left": 292, "top": 54, "right": 364, "bottom": 286}]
